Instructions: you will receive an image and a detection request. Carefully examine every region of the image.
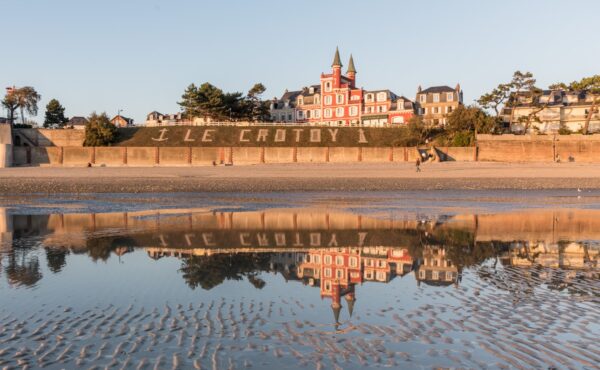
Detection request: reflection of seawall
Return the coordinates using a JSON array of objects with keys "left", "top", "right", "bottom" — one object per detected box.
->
[{"left": 451, "top": 210, "right": 600, "bottom": 243}]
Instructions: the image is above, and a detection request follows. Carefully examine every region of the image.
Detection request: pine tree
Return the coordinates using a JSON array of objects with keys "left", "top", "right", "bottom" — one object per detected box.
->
[{"left": 44, "top": 99, "right": 68, "bottom": 128}]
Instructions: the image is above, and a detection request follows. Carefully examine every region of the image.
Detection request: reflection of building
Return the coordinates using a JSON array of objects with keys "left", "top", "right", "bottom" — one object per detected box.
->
[
  {"left": 297, "top": 246, "right": 415, "bottom": 324},
  {"left": 503, "top": 242, "right": 599, "bottom": 270},
  {"left": 415, "top": 245, "right": 459, "bottom": 287}
]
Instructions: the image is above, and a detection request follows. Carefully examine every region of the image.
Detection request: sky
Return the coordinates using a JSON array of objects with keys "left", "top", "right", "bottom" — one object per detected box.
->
[{"left": 2, "top": 0, "right": 599, "bottom": 124}]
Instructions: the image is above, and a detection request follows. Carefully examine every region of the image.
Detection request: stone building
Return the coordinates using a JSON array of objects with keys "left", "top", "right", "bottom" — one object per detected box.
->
[
  {"left": 503, "top": 89, "right": 600, "bottom": 134},
  {"left": 415, "top": 84, "right": 463, "bottom": 125}
]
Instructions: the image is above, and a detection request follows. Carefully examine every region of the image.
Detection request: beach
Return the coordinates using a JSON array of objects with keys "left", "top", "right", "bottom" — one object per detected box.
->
[{"left": 1, "top": 161, "right": 600, "bottom": 193}]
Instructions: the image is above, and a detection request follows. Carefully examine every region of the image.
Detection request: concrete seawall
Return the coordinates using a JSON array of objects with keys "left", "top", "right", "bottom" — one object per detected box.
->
[{"left": 12, "top": 146, "right": 441, "bottom": 167}]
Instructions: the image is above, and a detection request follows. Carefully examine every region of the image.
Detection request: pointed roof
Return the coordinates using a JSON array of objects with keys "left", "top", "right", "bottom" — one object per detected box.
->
[
  {"left": 332, "top": 304, "right": 341, "bottom": 323},
  {"left": 331, "top": 47, "right": 342, "bottom": 68},
  {"left": 345, "top": 295, "right": 355, "bottom": 317},
  {"left": 347, "top": 54, "right": 356, "bottom": 74}
]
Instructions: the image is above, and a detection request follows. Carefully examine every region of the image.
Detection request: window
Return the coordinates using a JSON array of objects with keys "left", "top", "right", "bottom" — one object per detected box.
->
[
  {"left": 325, "top": 82, "right": 332, "bottom": 92},
  {"left": 446, "top": 93, "right": 453, "bottom": 101},
  {"left": 280, "top": 114, "right": 286, "bottom": 121},
  {"left": 419, "top": 94, "right": 426, "bottom": 103},
  {"left": 324, "top": 255, "right": 332, "bottom": 264},
  {"left": 336, "top": 269, "right": 344, "bottom": 278},
  {"left": 324, "top": 268, "right": 332, "bottom": 278},
  {"left": 315, "top": 95, "right": 320, "bottom": 104},
  {"left": 433, "top": 94, "right": 440, "bottom": 102},
  {"left": 335, "top": 256, "right": 344, "bottom": 266},
  {"left": 313, "top": 255, "right": 321, "bottom": 264},
  {"left": 336, "top": 107, "right": 344, "bottom": 117},
  {"left": 377, "top": 92, "right": 387, "bottom": 102},
  {"left": 298, "top": 98, "right": 303, "bottom": 105},
  {"left": 325, "top": 96, "right": 332, "bottom": 105},
  {"left": 288, "top": 114, "right": 292, "bottom": 120},
  {"left": 351, "top": 95, "right": 360, "bottom": 101},
  {"left": 350, "top": 106, "right": 358, "bottom": 116},
  {"left": 349, "top": 257, "right": 358, "bottom": 267},
  {"left": 324, "top": 280, "right": 331, "bottom": 291},
  {"left": 433, "top": 107, "right": 439, "bottom": 114},
  {"left": 314, "top": 110, "right": 321, "bottom": 118},
  {"left": 336, "top": 94, "right": 344, "bottom": 104},
  {"left": 366, "top": 107, "right": 372, "bottom": 113},
  {"left": 297, "top": 111, "right": 303, "bottom": 119},
  {"left": 366, "top": 93, "right": 374, "bottom": 102},
  {"left": 324, "top": 109, "right": 332, "bottom": 118}
]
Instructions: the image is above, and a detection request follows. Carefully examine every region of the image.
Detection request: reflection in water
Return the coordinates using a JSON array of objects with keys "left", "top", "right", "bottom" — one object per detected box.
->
[{"left": 0, "top": 208, "right": 599, "bottom": 369}]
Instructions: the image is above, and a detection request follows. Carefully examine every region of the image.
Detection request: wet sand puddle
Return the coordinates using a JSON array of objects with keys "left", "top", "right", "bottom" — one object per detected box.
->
[{"left": 0, "top": 206, "right": 599, "bottom": 369}]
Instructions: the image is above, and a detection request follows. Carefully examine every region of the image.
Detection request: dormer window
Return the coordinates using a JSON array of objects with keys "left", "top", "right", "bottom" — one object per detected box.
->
[
  {"left": 309, "top": 87, "right": 315, "bottom": 94},
  {"left": 377, "top": 92, "right": 387, "bottom": 102},
  {"left": 433, "top": 94, "right": 440, "bottom": 103},
  {"left": 419, "top": 94, "right": 426, "bottom": 103},
  {"left": 284, "top": 100, "right": 290, "bottom": 108},
  {"left": 366, "top": 93, "right": 374, "bottom": 102},
  {"left": 446, "top": 93, "right": 453, "bottom": 101}
]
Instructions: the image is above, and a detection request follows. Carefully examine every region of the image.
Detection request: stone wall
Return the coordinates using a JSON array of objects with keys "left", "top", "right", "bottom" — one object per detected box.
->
[
  {"left": 14, "top": 128, "right": 85, "bottom": 147},
  {"left": 477, "top": 134, "right": 600, "bottom": 162}
]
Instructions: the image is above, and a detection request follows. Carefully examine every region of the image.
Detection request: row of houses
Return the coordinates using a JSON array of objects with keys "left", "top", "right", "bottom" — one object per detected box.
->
[
  {"left": 505, "top": 89, "right": 600, "bottom": 133},
  {"left": 62, "top": 114, "right": 134, "bottom": 130},
  {"left": 269, "top": 48, "right": 463, "bottom": 127}
]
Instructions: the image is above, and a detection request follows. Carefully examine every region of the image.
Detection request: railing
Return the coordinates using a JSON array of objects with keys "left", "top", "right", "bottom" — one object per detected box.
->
[{"left": 143, "top": 121, "right": 401, "bottom": 128}]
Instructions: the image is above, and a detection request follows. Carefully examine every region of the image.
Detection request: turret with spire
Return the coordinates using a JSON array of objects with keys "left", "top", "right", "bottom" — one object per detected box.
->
[
  {"left": 346, "top": 54, "right": 357, "bottom": 88},
  {"left": 331, "top": 47, "right": 342, "bottom": 89}
]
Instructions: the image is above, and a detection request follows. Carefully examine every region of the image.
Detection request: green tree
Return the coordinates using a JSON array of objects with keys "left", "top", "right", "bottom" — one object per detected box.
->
[
  {"left": 16, "top": 87, "right": 42, "bottom": 125},
  {"left": 446, "top": 105, "right": 499, "bottom": 146},
  {"left": 477, "top": 83, "right": 511, "bottom": 117},
  {"left": 569, "top": 75, "right": 600, "bottom": 134},
  {"left": 83, "top": 112, "right": 118, "bottom": 146},
  {"left": 1, "top": 90, "right": 19, "bottom": 125},
  {"left": 43, "top": 99, "right": 68, "bottom": 128},
  {"left": 1, "top": 86, "right": 41, "bottom": 126},
  {"left": 245, "top": 83, "right": 270, "bottom": 122},
  {"left": 178, "top": 83, "right": 201, "bottom": 122}
]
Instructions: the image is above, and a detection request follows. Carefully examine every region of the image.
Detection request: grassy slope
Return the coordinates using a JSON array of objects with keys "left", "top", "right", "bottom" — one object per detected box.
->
[{"left": 115, "top": 126, "right": 415, "bottom": 147}]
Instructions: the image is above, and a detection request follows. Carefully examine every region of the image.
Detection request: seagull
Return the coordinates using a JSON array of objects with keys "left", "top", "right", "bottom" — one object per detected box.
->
[{"left": 577, "top": 188, "right": 582, "bottom": 192}]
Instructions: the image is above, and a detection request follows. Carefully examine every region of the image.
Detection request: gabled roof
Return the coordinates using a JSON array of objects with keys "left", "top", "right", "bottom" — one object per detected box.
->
[{"left": 420, "top": 86, "right": 456, "bottom": 94}]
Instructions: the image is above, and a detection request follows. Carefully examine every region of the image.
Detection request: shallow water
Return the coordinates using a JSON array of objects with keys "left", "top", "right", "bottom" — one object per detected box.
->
[{"left": 0, "top": 194, "right": 599, "bottom": 369}]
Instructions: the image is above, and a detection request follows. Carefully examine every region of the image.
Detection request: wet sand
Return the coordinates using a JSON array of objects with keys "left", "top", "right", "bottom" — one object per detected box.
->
[{"left": 2, "top": 162, "right": 600, "bottom": 193}]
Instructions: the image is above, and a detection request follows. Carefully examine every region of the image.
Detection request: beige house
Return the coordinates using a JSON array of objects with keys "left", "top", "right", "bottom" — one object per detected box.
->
[
  {"left": 144, "top": 111, "right": 213, "bottom": 126},
  {"left": 110, "top": 115, "right": 134, "bottom": 127},
  {"left": 270, "top": 90, "right": 302, "bottom": 123},
  {"left": 504, "top": 90, "right": 600, "bottom": 133},
  {"left": 415, "top": 245, "right": 459, "bottom": 287},
  {"left": 415, "top": 84, "right": 463, "bottom": 125}
]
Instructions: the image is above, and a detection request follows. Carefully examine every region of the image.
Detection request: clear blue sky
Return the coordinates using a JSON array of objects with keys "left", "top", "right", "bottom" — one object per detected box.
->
[{"left": 2, "top": 0, "right": 599, "bottom": 123}]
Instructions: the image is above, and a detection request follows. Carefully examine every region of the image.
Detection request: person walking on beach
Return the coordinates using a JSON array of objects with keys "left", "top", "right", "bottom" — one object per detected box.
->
[{"left": 416, "top": 158, "right": 421, "bottom": 172}]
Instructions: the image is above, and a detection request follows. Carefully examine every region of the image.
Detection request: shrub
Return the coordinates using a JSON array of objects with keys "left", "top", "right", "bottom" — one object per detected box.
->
[{"left": 84, "top": 112, "right": 118, "bottom": 146}]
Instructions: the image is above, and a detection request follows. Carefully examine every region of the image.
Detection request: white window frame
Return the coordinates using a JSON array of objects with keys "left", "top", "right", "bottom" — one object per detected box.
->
[
  {"left": 377, "top": 92, "right": 387, "bottom": 102},
  {"left": 419, "top": 94, "right": 426, "bottom": 103},
  {"left": 350, "top": 106, "right": 358, "bottom": 116},
  {"left": 324, "top": 109, "right": 332, "bottom": 118},
  {"left": 446, "top": 93, "right": 453, "bottom": 101},
  {"left": 433, "top": 94, "right": 440, "bottom": 103},
  {"left": 325, "top": 82, "right": 332, "bottom": 92},
  {"left": 336, "top": 94, "right": 344, "bottom": 104},
  {"left": 335, "top": 256, "right": 344, "bottom": 266},
  {"left": 336, "top": 107, "right": 344, "bottom": 117},
  {"left": 324, "top": 96, "right": 332, "bottom": 105},
  {"left": 366, "top": 93, "right": 374, "bottom": 103}
]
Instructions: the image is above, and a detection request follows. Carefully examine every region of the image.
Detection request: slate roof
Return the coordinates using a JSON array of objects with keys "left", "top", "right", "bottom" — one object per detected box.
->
[
  {"left": 68, "top": 116, "right": 88, "bottom": 126},
  {"left": 420, "top": 86, "right": 456, "bottom": 94}
]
